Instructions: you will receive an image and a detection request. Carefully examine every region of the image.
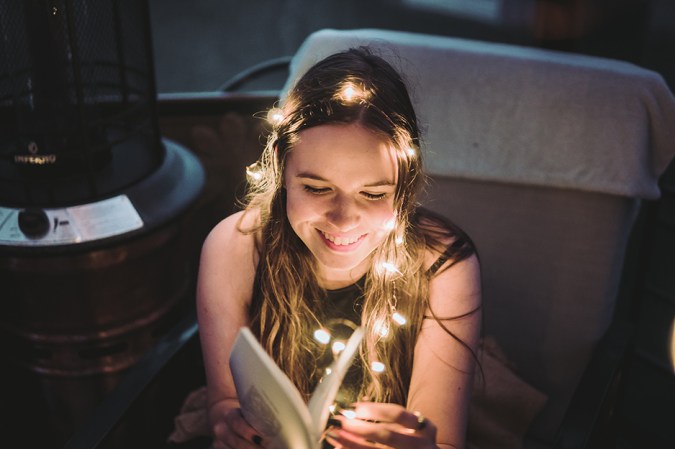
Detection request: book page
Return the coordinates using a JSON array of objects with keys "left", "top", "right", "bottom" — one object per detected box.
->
[
  {"left": 230, "top": 327, "right": 315, "bottom": 449},
  {"left": 307, "top": 327, "right": 365, "bottom": 437}
]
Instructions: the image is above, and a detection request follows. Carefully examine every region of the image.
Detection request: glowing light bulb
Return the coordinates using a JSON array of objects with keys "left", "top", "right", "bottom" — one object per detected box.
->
[
  {"left": 392, "top": 312, "right": 407, "bottom": 326},
  {"left": 371, "top": 361, "right": 386, "bottom": 373},
  {"left": 326, "top": 367, "right": 333, "bottom": 375},
  {"left": 384, "top": 217, "right": 396, "bottom": 231},
  {"left": 341, "top": 83, "right": 357, "bottom": 102},
  {"left": 337, "top": 80, "right": 369, "bottom": 103},
  {"left": 267, "top": 107, "right": 284, "bottom": 126},
  {"left": 406, "top": 147, "right": 416, "bottom": 157},
  {"left": 332, "top": 341, "right": 346, "bottom": 353},
  {"left": 374, "top": 317, "right": 390, "bottom": 338},
  {"left": 314, "top": 328, "right": 331, "bottom": 345},
  {"left": 245, "top": 164, "right": 263, "bottom": 181},
  {"left": 381, "top": 261, "right": 400, "bottom": 274},
  {"left": 329, "top": 404, "right": 336, "bottom": 413},
  {"left": 341, "top": 409, "right": 357, "bottom": 420}
]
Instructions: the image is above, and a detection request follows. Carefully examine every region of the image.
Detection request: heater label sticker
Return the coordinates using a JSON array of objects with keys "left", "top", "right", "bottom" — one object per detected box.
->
[
  {"left": 45, "top": 209, "right": 79, "bottom": 243},
  {"left": 66, "top": 195, "right": 143, "bottom": 242},
  {"left": 0, "top": 195, "right": 143, "bottom": 246}
]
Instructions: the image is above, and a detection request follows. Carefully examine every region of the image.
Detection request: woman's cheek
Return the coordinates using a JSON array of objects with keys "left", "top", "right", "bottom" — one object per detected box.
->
[{"left": 371, "top": 202, "right": 397, "bottom": 231}]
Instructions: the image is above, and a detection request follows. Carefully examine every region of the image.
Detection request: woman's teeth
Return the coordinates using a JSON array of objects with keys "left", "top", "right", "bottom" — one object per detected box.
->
[{"left": 320, "top": 230, "right": 361, "bottom": 246}]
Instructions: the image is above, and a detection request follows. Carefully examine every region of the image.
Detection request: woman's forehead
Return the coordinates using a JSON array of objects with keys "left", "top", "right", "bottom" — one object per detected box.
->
[{"left": 286, "top": 124, "right": 399, "bottom": 185}]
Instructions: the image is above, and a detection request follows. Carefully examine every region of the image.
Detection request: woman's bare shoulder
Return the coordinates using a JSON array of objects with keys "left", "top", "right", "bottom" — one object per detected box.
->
[
  {"left": 199, "top": 210, "right": 260, "bottom": 300},
  {"left": 413, "top": 209, "right": 476, "bottom": 272},
  {"left": 202, "top": 210, "right": 259, "bottom": 256},
  {"left": 409, "top": 209, "right": 481, "bottom": 318}
]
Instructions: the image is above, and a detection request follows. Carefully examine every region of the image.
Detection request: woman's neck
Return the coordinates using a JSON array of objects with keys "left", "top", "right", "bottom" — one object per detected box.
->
[{"left": 317, "top": 259, "right": 370, "bottom": 290}]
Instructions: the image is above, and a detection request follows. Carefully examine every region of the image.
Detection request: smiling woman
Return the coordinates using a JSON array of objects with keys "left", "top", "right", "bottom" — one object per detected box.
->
[{"left": 197, "top": 47, "right": 481, "bottom": 449}]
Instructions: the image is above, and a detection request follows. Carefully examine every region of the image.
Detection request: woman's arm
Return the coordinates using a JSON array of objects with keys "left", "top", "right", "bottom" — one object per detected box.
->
[
  {"left": 408, "top": 253, "right": 482, "bottom": 448},
  {"left": 196, "top": 210, "right": 262, "bottom": 448},
  {"left": 332, "top": 253, "right": 482, "bottom": 449}
]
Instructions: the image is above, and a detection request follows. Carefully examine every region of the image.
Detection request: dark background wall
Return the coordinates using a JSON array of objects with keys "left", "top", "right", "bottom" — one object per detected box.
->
[{"left": 148, "top": 0, "right": 675, "bottom": 93}]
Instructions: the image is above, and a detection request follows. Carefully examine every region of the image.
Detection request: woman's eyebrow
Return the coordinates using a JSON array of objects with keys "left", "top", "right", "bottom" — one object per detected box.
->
[
  {"left": 296, "top": 172, "right": 395, "bottom": 187},
  {"left": 363, "top": 180, "right": 396, "bottom": 188},
  {"left": 295, "top": 172, "right": 327, "bottom": 181}
]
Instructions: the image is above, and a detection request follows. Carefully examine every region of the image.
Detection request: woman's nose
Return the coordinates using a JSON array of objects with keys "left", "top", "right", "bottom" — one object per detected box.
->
[{"left": 326, "top": 194, "right": 360, "bottom": 231}]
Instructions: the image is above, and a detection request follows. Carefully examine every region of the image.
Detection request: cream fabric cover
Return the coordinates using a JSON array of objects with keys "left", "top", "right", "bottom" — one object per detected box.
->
[
  {"left": 423, "top": 179, "right": 639, "bottom": 444},
  {"left": 283, "top": 28, "right": 675, "bottom": 200}
]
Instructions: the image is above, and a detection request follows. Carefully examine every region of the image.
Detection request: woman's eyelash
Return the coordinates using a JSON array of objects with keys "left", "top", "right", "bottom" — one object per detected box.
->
[
  {"left": 303, "top": 185, "right": 387, "bottom": 200},
  {"left": 303, "top": 185, "right": 329, "bottom": 194},
  {"left": 362, "top": 192, "right": 387, "bottom": 200}
]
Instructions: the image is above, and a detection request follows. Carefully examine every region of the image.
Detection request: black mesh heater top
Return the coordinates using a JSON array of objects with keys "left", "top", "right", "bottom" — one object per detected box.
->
[{"left": 0, "top": 0, "right": 162, "bottom": 208}]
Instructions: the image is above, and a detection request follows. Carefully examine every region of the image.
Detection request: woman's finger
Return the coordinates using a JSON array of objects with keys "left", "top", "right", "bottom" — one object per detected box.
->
[
  {"left": 213, "top": 408, "right": 264, "bottom": 448},
  {"left": 338, "top": 418, "right": 427, "bottom": 448},
  {"left": 334, "top": 404, "right": 437, "bottom": 449},
  {"left": 228, "top": 408, "right": 264, "bottom": 444},
  {"left": 215, "top": 426, "right": 262, "bottom": 449},
  {"left": 352, "top": 402, "right": 436, "bottom": 434}
]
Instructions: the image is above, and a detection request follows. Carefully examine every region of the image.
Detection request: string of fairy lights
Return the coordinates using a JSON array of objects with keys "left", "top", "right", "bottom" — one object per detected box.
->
[{"left": 247, "top": 80, "right": 419, "bottom": 383}]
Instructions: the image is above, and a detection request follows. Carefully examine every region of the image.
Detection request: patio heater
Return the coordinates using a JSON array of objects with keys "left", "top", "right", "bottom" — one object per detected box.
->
[{"left": 0, "top": 0, "right": 204, "bottom": 443}]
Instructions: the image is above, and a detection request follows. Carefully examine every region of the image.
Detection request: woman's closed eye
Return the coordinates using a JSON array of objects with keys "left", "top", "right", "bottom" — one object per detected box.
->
[
  {"left": 303, "top": 185, "right": 389, "bottom": 201},
  {"left": 361, "top": 191, "right": 387, "bottom": 201},
  {"left": 304, "top": 185, "right": 331, "bottom": 195}
]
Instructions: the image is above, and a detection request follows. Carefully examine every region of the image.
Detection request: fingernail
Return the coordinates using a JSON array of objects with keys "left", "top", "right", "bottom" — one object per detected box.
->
[{"left": 252, "top": 435, "right": 262, "bottom": 445}]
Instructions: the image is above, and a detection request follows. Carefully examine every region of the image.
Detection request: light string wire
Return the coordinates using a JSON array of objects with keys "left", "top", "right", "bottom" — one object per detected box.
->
[{"left": 248, "top": 76, "right": 422, "bottom": 418}]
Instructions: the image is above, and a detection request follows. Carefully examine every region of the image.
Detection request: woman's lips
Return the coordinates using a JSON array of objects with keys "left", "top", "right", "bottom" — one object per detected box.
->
[{"left": 317, "top": 229, "right": 366, "bottom": 251}]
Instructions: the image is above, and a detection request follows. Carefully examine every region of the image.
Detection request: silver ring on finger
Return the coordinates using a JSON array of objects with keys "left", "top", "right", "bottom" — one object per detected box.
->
[{"left": 413, "top": 411, "right": 427, "bottom": 431}]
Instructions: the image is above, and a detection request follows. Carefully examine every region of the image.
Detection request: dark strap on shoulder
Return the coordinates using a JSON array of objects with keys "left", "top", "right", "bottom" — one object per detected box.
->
[{"left": 426, "top": 238, "right": 471, "bottom": 277}]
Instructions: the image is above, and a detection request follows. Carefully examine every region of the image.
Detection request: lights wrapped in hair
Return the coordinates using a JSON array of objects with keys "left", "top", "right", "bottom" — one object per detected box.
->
[
  {"left": 334, "top": 79, "right": 371, "bottom": 104},
  {"left": 266, "top": 107, "right": 285, "bottom": 127},
  {"left": 245, "top": 162, "right": 263, "bottom": 182},
  {"left": 405, "top": 146, "right": 417, "bottom": 158},
  {"left": 242, "top": 48, "right": 427, "bottom": 406},
  {"left": 371, "top": 361, "right": 386, "bottom": 373},
  {"left": 313, "top": 328, "right": 331, "bottom": 345}
]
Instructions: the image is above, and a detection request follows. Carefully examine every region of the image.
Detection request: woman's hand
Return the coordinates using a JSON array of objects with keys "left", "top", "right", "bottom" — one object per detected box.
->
[
  {"left": 210, "top": 401, "right": 263, "bottom": 449},
  {"left": 327, "top": 402, "right": 438, "bottom": 449}
]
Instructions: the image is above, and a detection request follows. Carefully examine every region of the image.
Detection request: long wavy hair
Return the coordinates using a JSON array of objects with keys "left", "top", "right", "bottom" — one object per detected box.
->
[{"left": 240, "top": 47, "right": 476, "bottom": 405}]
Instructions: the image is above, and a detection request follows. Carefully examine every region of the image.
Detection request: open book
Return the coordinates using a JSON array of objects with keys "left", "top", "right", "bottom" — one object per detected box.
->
[{"left": 230, "top": 326, "right": 365, "bottom": 449}]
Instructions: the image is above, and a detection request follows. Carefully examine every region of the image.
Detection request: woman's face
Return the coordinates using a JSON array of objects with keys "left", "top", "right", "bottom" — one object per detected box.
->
[{"left": 284, "top": 123, "right": 398, "bottom": 288}]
